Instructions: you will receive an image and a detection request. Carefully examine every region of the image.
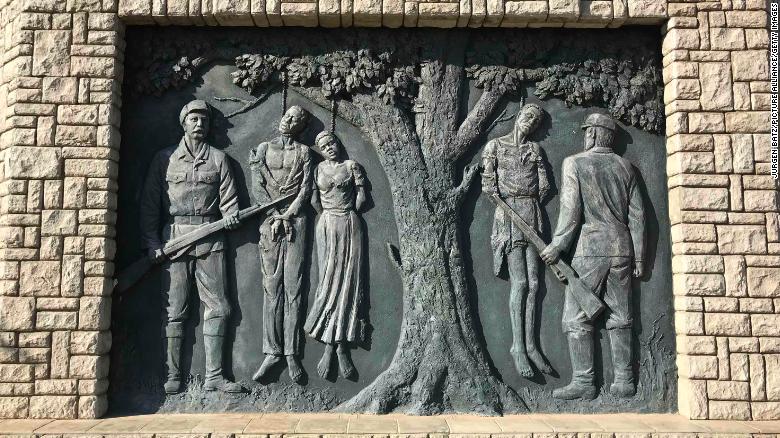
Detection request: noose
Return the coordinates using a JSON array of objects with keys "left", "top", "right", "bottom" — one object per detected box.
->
[
  {"left": 330, "top": 99, "right": 337, "bottom": 133},
  {"left": 281, "top": 69, "right": 288, "bottom": 116}
]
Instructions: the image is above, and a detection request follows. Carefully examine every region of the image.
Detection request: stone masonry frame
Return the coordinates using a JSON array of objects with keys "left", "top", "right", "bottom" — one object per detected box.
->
[{"left": 0, "top": 0, "right": 773, "bottom": 420}]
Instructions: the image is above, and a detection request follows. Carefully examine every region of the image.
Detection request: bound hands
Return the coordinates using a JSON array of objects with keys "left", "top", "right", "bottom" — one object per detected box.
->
[{"left": 271, "top": 213, "right": 293, "bottom": 241}]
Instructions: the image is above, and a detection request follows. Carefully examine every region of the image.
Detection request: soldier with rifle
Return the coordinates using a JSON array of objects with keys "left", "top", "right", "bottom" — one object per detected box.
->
[
  {"left": 140, "top": 99, "right": 243, "bottom": 394},
  {"left": 540, "top": 113, "right": 646, "bottom": 400}
]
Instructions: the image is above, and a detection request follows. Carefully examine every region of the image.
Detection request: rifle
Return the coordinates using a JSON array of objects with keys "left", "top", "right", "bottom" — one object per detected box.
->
[
  {"left": 489, "top": 193, "right": 605, "bottom": 321},
  {"left": 113, "top": 193, "right": 295, "bottom": 294}
]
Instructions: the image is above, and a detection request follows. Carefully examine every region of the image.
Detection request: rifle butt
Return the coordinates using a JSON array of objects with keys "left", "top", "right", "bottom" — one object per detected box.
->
[{"left": 113, "top": 257, "right": 154, "bottom": 294}]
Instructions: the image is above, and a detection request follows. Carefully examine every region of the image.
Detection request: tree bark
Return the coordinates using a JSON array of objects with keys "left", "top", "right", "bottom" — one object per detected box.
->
[{"left": 336, "top": 87, "right": 524, "bottom": 415}]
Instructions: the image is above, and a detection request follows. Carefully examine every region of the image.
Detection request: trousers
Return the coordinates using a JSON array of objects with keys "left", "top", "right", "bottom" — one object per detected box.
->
[
  {"left": 162, "top": 249, "right": 231, "bottom": 338},
  {"left": 259, "top": 215, "right": 308, "bottom": 356},
  {"left": 562, "top": 256, "right": 633, "bottom": 334}
]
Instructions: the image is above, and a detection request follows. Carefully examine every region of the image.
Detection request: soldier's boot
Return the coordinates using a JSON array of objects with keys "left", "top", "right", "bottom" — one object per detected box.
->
[
  {"left": 552, "top": 332, "right": 597, "bottom": 400},
  {"left": 164, "top": 336, "right": 183, "bottom": 394},
  {"left": 203, "top": 335, "right": 244, "bottom": 393},
  {"left": 609, "top": 328, "right": 635, "bottom": 398}
]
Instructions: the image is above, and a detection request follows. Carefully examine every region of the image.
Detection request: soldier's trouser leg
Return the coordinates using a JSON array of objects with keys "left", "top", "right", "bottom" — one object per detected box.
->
[
  {"left": 506, "top": 247, "right": 532, "bottom": 376},
  {"left": 161, "top": 257, "right": 192, "bottom": 392},
  {"left": 603, "top": 257, "right": 635, "bottom": 396},
  {"left": 194, "top": 250, "right": 233, "bottom": 385},
  {"left": 282, "top": 216, "right": 307, "bottom": 357},
  {"left": 260, "top": 238, "right": 285, "bottom": 356},
  {"left": 555, "top": 257, "right": 610, "bottom": 400}
]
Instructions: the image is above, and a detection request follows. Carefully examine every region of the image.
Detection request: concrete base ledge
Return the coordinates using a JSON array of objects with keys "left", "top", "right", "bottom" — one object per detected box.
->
[{"left": 1, "top": 413, "right": 780, "bottom": 437}]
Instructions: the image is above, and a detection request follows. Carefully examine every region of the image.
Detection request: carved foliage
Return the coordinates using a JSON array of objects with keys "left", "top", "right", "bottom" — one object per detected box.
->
[{"left": 124, "top": 28, "right": 663, "bottom": 133}]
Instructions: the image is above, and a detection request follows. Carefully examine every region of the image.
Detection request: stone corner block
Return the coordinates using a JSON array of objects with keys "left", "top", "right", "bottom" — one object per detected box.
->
[{"left": 4, "top": 146, "right": 63, "bottom": 179}]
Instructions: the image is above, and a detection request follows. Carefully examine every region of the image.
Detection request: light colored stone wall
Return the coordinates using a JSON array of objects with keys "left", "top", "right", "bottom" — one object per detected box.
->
[
  {"left": 0, "top": 0, "right": 774, "bottom": 421},
  {"left": 0, "top": 0, "right": 121, "bottom": 418},
  {"left": 663, "top": 0, "right": 776, "bottom": 422}
]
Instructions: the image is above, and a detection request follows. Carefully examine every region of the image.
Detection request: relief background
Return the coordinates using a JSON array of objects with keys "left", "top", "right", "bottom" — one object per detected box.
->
[{"left": 111, "top": 27, "right": 675, "bottom": 415}]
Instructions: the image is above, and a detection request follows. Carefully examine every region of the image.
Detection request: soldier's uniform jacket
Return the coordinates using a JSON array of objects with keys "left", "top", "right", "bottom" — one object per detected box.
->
[
  {"left": 141, "top": 138, "right": 239, "bottom": 257},
  {"left": 550, "top": 146, "right": 645, "bottom": 260}
]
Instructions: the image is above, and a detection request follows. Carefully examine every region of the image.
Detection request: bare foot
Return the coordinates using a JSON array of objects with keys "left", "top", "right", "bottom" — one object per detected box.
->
[
  {"left": 253, "top": 355, "right": 282, "bottom": 381},
  {"left": 318, "top": 346, "right": 334, "bottom": 379},
  {"left": 512, "top": 352, "right": 534, "bottom": 378},
  {"left": 337, "top": 347, "right": 356, "bottom": 379},
  {"left": 287, "top": 355, "right": 306, "bottom": 384},
  {"left": 528, "top": 348, "right": 553, "bottom": 375}
]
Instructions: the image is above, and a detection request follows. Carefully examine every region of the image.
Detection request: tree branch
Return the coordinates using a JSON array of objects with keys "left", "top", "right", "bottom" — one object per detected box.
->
[
  {"left": 214, "top": 84, "right": 278, "bottom": 118},
  {"left": 451, "top": 163, "right": 480, "bottom": 204},
  {"left": 448, "top": 88, "right": 505, "bottom": 161},
  {"left": 290, "top": 87, "right": 364, "bottom": 128}
]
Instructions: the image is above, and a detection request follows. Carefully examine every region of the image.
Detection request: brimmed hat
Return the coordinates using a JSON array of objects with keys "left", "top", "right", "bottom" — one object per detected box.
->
[
  {"left": 179, "top": 100, "right": 211, "bottom": 125},
  {"left": 581, "top": 113, "right": 616, "bottom": 132}
]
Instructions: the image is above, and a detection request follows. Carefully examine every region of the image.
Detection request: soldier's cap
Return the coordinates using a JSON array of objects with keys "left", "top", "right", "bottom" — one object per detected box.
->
[
  {"left": 179, "top": 100, "right": 212, "bottom": 125},
  {"left": 580, "top": 113, "right": 616, "bottom": 132}
]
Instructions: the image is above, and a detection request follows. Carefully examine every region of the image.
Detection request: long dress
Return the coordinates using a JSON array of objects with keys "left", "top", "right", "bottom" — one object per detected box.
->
[{"left": 304, "top": 160, "right": 367, "bottom": 344}]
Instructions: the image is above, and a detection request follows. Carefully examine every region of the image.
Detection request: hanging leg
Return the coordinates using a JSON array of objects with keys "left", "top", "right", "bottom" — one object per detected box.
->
[
  {"left": 337, "top": 342, "right": 357, "bottom": 379},
  {"left": 524, "top": 245, "right": 552, "bottom": 374},
  {"left": 318, "top": 344, "right": 335, "bottom": 379}
]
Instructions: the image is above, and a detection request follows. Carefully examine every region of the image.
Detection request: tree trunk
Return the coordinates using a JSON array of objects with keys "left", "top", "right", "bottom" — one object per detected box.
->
[{"left": 337, "top": 95, "right": 524, "bottom": 415}]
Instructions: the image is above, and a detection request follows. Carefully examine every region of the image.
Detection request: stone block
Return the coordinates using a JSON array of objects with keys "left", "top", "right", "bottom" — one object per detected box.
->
[
  {"left": 78, "top": 297, "right": 111, "bottom": 330},
  {"left": 353, "top": 0, "right": 381, "bottom": 26},
  {"left": 548, "top": 0, "right": 578, "bottom": 19},
  {"left": 753, "top": 402, "right": 780, "bottom": 420},
  {"left": 79, "top": 394, "right": 108, "bottom": 418},
  {"left": 662, "top": 29, "right": 699, "bottom": 55},
  {"left": 698, "top": 62, "right": 732, "bottom": 111},
  {"left": 0, "top": 364, "right": 34, "bottom": 382},
  {"left": 69, "top": 355, "right": 109, "bottom": 378},
  {"left": 669, "top": 187, "right": 729, "bottom": 211},
  {"left": 744, "top": 190, "right": 779, "bottom": 212},
  {"left": 702, "top": 297, "right": 738, "bottom": 312},
  {"left": 724, "top": 256, "right": 748, "bottom": 297},
  {"left": 36, "top": 311, "right": 78, "bottom": 330},
  {"left": 119, "top": 0, "right": 152, "bottom": 18},
  {"left": 5, "top": 146, "right": 62, "bottom": 178},
  {"left": 33, "top": 30, "right": 71, "bottom": 76},
  {"left": 688, "top": 112, "right": 725, "bottom": 133},
  {"left": 29, "top": 395, "right": 77, "bottom": 418},
  {"left": 732, "top": 51, "right": 769, "bottom": 81},
  {"left": 704, "top": 313, "right": 750, "bottom": 336},
  {"left": 731, "top": 134, "right": 754, "bottom": 174},
  {"left": 78, "top": 378, "right": 109, "bottom": 395},
  {"left": 20, "top": 261, "right": 61, "bottom": 296},
  {"left": 70, "top": 330, "right": 111, "bottom": 355},
  {"left": 0, "top": 397, "right": 29, "bottom": 417},
  {"left": 726, "top": 10, "right": 768, "bottom": 27},
  {"left": 672, "top": 255, "right": 724, "bottom": 274},
  {"left": 58, "top": 104, "right": 99, "bottom": 125},
  {"left": 56, "top": 125, "right": 97, "bottom": 146},
  {"left": 0, "top": 297, "right": 35, "bottom": 331},
  {"left": 678, "top": 378, "right": 708, "bottom": 418},
  {"left": 686, "top": 355, "right": 718, "bottom": 379},
  {"left": 717, "top": 225, "right": 767, "bottom": 254},
  {"left": 753, "top": 315, "right": 780, "bottom": 337},
  {"left": 627, "top": 0, "right": 665, "bottom": 18},
  {"left": 41, "top": 209, "right": 78, "bottom": 236},
  {"left": 50, "top": 331, "right": 70, "bottom": 379},
  {"left": 62, "top": 255, "right": 84, "bottom": 297},
  {"left": 708, "top": 401, "right": 751, "bottom": 420},
  {"left": 707, "top": 380, "right": 750, "bottom": 400},
  {"left": 35, "top": 378, "right": 77, "bottom": 394},
  {"left": 674, "top": 274, "right": 725, "bottom": 297},
  {"left": 18, "top": 332, "right": 50, "bottom": 348},
  {"left": 43, "top": 77, "right": 78, "bottom": 103},
  {"left": 504, "top": 1, "right": 547, "bottom": 20}
]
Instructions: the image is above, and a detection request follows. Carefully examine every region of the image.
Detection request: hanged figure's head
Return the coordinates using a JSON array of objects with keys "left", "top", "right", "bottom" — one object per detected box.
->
[
  {"left": 513, "top": 103, "right": 543, "bottom": 141},
  {"left": 316, "top": 131, "right": 343, "bottom": 162},
  {"left": 279, "top": 105, "right": 309, "bottom": 137}
]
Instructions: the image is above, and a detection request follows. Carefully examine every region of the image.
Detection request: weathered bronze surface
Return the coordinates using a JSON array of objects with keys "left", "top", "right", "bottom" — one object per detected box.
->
[{"left": 113, "top": 27, "right": 673, "bottom": 416}]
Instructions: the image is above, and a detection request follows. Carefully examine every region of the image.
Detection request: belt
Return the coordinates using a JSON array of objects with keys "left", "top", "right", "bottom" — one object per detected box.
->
[{"left": 170, "top": 215, "right": 218, "bottom": 225}]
